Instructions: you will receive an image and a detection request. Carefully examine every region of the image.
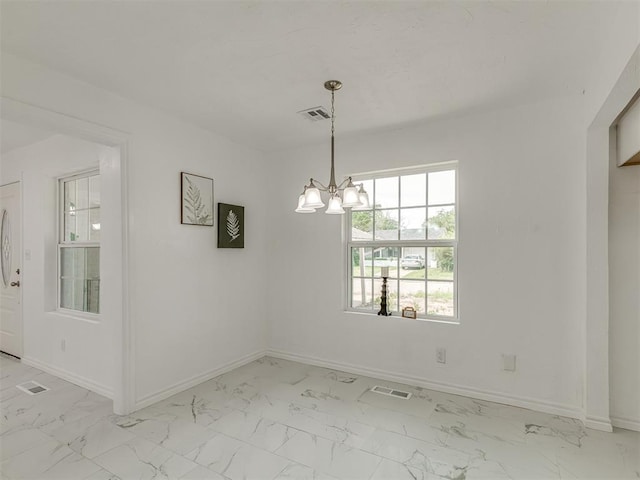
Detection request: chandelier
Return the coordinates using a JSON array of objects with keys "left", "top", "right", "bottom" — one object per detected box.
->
[{"left": 295, "top": 80, "right": 370, "bottom": 214}]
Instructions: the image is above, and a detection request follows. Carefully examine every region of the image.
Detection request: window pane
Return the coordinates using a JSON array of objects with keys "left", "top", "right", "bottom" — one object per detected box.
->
[
  {"left": 352, "top": 278, "right": 373, "bottom": 309},
  {"left": 373, "top": 246, "right": 399, "bottom": 278},
  {"left": 374, "top": 209, "right": 398, "bottom": 240},
  {"left": 400, "top": 207, "right": 427, "bottom": 240},
  {"left": 401, "top": 173, "right": 426, "bottom": 207},
  {"left": 89, "top": 209, "right": 101, "bottom": 241},
  {"left": 89, "top": 175, "right": 101, "bottom": 208},
  {"left": 428, "top": 170, "right": 455, "bottom": 205},
  {"left": 85, "top": 247, "right": 100, "bottom": 279},
  {"left": 64, "top": 177, "right": 90, "bottom": 211},
  {"left": 352, "top": 247, "right": 372, "bottom": 277},
  {"left": 64, "top": 211, "right": 76, "bottom": 242},
  {"left": 60, "top": 278, "right": 99, "bottom": 314},
  {"left": 427, "top": 281, "right": 454, "bottom": 317},
  {"left": 427, "top": 247, "right": 454, "bottom": 280},
  {"left": 399, "top": 280, "right": 426, "bottom": 314},
  {"left": 374, "top": 278, "right": 398, "bottom": 312},
  {"left": 61, "top": 247, "right": 100, "bottom": 279},
  {"left": 60, "top": 279, "right": 84, "bottom": 311},
  {"left": 400, "top": 247, "right": 425, "bottom": 279},
  {"left": 374, "top": 177, "right": 399, "bottom": 208},
  {"left": 63, "top": 179, "right": 76, "bottom": 212},
  {"left": 60, "top": 247, "right": 100, "bottom": 314},
  {"left": 65, "top": 210, "right": 90, "bottom": 242},
  {"left": 351, "top": 211, "right": 373, "bottom": 241},
  {"left": 427, "top": 206, "right": 455, "bottom": 239}
]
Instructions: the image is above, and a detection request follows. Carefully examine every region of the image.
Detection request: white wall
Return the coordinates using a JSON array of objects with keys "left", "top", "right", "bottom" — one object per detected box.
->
[
  {"left": 1, "top": 135, "right": 115, "bottom": 395},
  {"left": 266, "top": 94, "right": 587, "bottom": 416},
  {"left": 1, "top": 53, "right": 269, "bottom": 408}
]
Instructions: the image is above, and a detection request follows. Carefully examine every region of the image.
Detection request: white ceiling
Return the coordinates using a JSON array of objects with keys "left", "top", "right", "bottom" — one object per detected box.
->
[
  {"left": 0, "top": 119, "right": 55, "bottom": 154},
  {"left": 0, "top": 1, "right": 628, "bottom": 152}
]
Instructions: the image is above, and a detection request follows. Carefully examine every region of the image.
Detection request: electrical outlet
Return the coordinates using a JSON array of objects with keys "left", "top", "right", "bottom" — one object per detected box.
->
[
  {"left": 502, "top": 354, "right": 516, "bottom": 371},
  {"left": 436, "top": 347, "right": 446, "bottom": 364},
  {"left": 61, "top": 339, "right": 66, "bottom": 352}
]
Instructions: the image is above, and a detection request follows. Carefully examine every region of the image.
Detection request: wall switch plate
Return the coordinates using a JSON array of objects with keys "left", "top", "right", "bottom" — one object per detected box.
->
[
  {"left": 436, "top": 347, "right": 446, "bottom": 364},
  {"left": 502, "top": 354, "right": 516, "bottom": 371}
]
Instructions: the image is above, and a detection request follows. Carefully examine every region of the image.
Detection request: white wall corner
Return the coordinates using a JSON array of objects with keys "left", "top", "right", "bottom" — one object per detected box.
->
[{"left": 133, "top": 350, "right": 267, "bottom": 412}]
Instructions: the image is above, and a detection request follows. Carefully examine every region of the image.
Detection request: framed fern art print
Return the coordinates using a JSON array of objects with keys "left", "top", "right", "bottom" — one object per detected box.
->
[
  {"left": 218, "top": 203, "right": 244, "bottom": 248},
  {"left": 181, "top": 172, "right": 214, "bottom": 226}
]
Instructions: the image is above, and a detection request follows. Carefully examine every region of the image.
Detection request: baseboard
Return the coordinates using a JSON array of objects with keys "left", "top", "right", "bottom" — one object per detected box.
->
[
  {"left": 584, "top": 415, "right": 613, "bottom": 432},
  {"left": 611, "top": 415, "right": 640, "bottom": 432},
  {"left": 134, "top": 349, "right": 266, "bottom": 411},
  {"left": 21, "top": 356, "right": 113, "bottom": 399},
  {"left": 267, "top": 349, "right": 584, "bottom": 421}
]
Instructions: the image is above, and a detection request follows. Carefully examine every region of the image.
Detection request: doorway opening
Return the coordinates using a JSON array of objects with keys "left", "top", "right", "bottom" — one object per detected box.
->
[{"left": 0, "top": 97, "right": 132, "bottom": 415}]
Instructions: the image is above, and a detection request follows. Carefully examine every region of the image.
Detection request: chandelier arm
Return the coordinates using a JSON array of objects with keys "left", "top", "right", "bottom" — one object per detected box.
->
[
  {"left": 335, "top": 177, "right": 352, "bottom": 191},
  {"left": 312, "top": 179, "right": 330, "bottom": 191}
]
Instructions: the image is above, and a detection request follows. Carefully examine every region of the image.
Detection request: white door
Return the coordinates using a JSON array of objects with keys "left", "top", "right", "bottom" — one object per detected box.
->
[{"left": 0, "top": 182, "right": 22, "bottom": 358}]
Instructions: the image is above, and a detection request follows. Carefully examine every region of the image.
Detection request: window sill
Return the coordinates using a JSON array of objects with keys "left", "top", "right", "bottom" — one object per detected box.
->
[
  {"left": 344, "top": 309, "right": 459, "bottom": 325},
  {"left": 49, "top": 309, "right": 101, "bottom": 324}
]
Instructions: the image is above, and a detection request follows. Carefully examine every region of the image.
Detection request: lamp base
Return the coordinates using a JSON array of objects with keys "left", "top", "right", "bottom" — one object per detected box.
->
[{"left": 377, "top": 276, "right": 392, "bottom": 316}]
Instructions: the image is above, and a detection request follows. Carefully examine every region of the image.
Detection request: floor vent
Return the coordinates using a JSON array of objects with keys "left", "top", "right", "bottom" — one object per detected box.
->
[
  {"left": 371, "top": 385, "right": 412, "bottom": 399},
  {"left": 298, "top": 106, "right": 331, "bottom": 121},
  {"left": 16, "top": 381, "right": 50, "bottom": 395}
]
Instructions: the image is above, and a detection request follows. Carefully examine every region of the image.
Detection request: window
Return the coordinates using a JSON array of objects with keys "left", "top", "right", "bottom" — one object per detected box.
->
[
  {"left": 58, "top": 171, "right": 100, "bottom": 314},
  {"left": 347, "top": 164, "right": 457, "bottom": 320}
]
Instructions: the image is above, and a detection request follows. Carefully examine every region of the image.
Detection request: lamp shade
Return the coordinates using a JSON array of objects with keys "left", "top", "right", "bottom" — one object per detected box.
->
[
  {"left": 295, "top": 194, "right": 316, "bottom": 213},
  {"left": 325, "top": 194, "right": 345, "bottom": 214},
  {"left": 342, "top": 185, "right": 361, "bottom": 208},
  {"left": 353, "top": 190, "right": 371, "bottom": 210},
  {"left": 302, "top": 186, "right": 325, "bottom": 208}
]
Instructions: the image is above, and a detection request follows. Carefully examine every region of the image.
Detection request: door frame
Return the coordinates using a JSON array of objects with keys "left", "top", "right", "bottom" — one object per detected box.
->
[{"left": 1, "top": 96, "right": 134, "bottom": 415}]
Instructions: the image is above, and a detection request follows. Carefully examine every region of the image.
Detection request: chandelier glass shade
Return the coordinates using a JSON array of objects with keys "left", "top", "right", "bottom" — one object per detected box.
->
[{"left": 295, "top": 80, "right": 370, "bottom": 214}]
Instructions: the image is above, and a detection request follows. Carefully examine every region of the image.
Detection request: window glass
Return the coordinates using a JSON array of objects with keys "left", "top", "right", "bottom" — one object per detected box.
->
[
  {"left": 374, "top": 177, "right": 399, "bottom": 209},
  {"left": 427, "top": 206, "right": 455, "bottom": 239},
  {"left": 347, "top": 166, "right": 457, "bottom": 320},
  {"left": 374, "top": 209, "right": 399, "bottom": 241},
  {"left": 400, "top": 207, "right": 427, "bottom": 240},
  {"left": 59, "top": 172, "right": 100, "bottom": 315},
  {"left": 428, "top": 170, "right": 455, "bottom": 205},
  {"left": 401, "top": 173, "right": 426, "bottom": 207}
]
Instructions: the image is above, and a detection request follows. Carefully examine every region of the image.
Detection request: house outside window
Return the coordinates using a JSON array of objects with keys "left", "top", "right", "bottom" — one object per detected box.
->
[
  {"left": 58, "top": 170, "right": 100, "bottom": 315},
  {"left": 346, "top": 163, "right": 457, "bottom": 321}
]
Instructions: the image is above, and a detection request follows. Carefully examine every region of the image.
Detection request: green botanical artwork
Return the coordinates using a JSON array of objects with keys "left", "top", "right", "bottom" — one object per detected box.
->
[
  {"left": 181, "top": 172, "right": 213, "bottom": 226},
  {"left": 218, "top": 203, "right": 244, "bottom": 248}
]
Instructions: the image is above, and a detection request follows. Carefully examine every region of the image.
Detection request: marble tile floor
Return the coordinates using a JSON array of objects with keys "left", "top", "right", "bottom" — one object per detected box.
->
[{"left": 1, "top": 352, "right": 638, "bottom": 480}]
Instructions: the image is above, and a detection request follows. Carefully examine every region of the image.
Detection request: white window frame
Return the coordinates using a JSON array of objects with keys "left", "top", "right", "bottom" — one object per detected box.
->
[
  {"left": 345, "top": 162, "right": 459, "bottom": 323},
  {"left": 57, "top": 169, "right": 101, "bottom": 319}
]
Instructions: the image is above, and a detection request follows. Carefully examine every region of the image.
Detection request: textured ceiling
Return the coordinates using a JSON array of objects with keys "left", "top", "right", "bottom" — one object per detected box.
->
[{"left": 0, "top": 1, "right": 629, "bottom": 152}]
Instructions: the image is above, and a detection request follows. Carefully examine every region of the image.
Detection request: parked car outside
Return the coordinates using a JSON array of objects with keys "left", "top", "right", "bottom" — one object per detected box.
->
[{"left": 401, "top": 255, "right": 425, "bottom": 269}]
